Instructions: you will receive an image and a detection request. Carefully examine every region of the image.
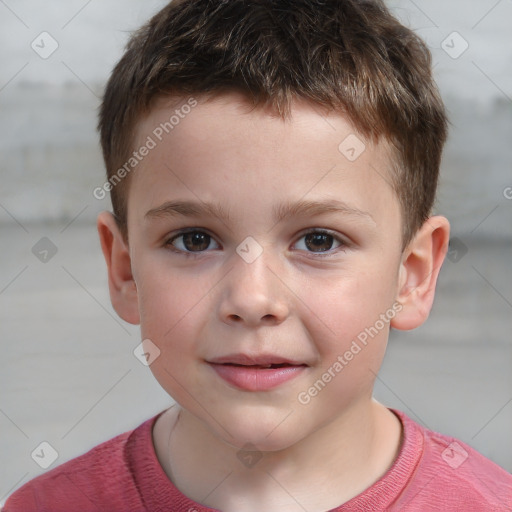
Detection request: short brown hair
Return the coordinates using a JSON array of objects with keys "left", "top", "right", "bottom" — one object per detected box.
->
[{"left": 98, "top": 0, "right": 447, "bottom": 247}]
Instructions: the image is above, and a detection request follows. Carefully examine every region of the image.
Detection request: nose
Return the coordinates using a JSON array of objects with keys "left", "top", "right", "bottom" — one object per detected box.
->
[{"left": 217, "top": 247, "right": 290, "bottom": 327}]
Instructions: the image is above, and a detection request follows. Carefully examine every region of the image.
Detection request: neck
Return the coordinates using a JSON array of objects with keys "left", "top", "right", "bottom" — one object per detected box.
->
[{"left": 153, "top": 400, "right": 402, "bottom": 512}]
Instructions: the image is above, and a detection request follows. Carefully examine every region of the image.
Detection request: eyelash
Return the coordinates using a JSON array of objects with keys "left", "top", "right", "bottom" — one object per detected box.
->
[{"left": 164, "top": 228, "right": 348, "bottom": 259}]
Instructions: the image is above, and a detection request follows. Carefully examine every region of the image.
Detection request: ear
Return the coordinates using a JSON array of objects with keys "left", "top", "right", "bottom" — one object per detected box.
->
[
  {"left": 97, "top": 211, "right": 140, "bottom": 325},
  {"left": 391, "top": 215, "right": 450, "bottom": 331}
]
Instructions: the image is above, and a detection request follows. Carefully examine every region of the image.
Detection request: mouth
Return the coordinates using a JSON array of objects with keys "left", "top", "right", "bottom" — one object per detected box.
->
[
  {"left": 207, "top": 354, "right": 308, "bottom": 391},
  {"left": 208, "top": 354, "right": 307, "bottom": 367},
  {"left": 219, "top": 362, "right": 304, "bottom": 369}
]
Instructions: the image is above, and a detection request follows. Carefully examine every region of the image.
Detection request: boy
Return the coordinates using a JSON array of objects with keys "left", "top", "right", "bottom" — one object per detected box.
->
[{"left": 4, "top": 0, "right": 512, "bottom": 510}]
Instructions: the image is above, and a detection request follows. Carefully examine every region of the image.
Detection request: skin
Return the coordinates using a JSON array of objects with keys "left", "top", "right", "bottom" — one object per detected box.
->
[{"left": 98, "top": 91, "right": 450, "bottom": 511}]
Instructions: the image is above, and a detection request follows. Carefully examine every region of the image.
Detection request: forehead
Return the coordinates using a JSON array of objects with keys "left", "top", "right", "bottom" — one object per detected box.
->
[{"left": 128, "top": 91, "right": 400, "bottom": 233}]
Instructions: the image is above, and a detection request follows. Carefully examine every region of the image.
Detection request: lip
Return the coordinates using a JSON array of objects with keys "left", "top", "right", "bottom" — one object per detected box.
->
[
  {"left": 207, "top": 353, "right": 308, "bottom": 391},
  {"left": 208, "top": 353, "right": 306, "bottom": 366}
]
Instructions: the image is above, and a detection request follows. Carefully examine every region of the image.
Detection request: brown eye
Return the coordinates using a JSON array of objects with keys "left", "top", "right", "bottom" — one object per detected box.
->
[
  {"left": 294, "top": 230, "right": 344, "bottom": 255},
  {"left": 304, "top": 232, "right": 335, "bottom": 252},
  {"left": 168, "top": 230, "right": 219, "bottom": 253}
]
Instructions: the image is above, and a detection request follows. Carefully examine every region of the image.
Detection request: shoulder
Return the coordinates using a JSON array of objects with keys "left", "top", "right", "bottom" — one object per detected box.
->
[
  {"left": 393, "top": 410, "right": 512, "bottom": 511},
  {"left": 3, "top": 415, "right": 158, "bottom": 512}
]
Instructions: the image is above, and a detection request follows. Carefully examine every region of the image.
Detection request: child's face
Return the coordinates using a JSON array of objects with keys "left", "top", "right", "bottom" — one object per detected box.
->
[{"left": 122, "top": 92, "right": 407, "bottom": 449}]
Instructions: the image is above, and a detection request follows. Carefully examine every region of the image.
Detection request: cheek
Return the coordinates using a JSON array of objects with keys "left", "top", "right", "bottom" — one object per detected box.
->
[
  {"left": 298, "top": 279, "right": 394, "bottom": 410},
  {"left": 135, "top": 267, "right": 209, "bottom": 403},
  {"left": 135, "top": 261, "right": 207, "bottom": 344},
  {"left": 304, "top": 268, "right": 398, "bottom": 350},
  {"left": 298, "top": 269, "right": 398, "bottom": 402}
]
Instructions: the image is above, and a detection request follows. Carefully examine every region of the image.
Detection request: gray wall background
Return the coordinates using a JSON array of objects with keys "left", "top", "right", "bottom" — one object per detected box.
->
[{"left": 1, "top": 0, "right": 511, "bottom": 505}]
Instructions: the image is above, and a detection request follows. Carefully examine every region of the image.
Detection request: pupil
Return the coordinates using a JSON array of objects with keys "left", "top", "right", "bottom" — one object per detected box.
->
[
  {"left": 184, "top": 232, "right": 210, "bottom": 251},
  {"left": 305, "top": 233, "right": 332, "bottom": 252}
]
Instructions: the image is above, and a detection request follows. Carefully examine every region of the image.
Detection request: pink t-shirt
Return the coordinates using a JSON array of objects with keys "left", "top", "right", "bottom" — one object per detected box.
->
[{"left": 4, "top": 409, "right": 512, "bottom": 511}]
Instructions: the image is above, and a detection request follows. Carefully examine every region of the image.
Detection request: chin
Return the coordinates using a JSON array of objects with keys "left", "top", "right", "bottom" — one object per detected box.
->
[
  {"left": 224, "top": 430, "right": 303, "bottom": 453},
  {"left": 206, "top": 407, "right": 309, "bottom": 453}
]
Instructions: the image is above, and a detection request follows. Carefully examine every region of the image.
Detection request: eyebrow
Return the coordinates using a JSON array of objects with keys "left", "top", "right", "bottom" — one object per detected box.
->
[{"left": 144, "top": 199, "right": 375, "bottom": 224}]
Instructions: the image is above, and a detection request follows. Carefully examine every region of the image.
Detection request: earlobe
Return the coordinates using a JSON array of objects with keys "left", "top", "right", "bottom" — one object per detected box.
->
[
  {"left": 97, "top": 211, "right": 140, "bottom": 325},
  {"left": 391, "top": 216, "right": 450, "bottom": 331}
]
